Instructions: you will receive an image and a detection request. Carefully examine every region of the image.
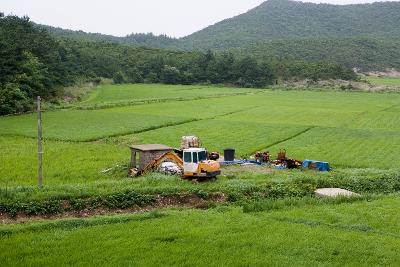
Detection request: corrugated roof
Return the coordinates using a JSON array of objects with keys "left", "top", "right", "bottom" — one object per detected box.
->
[{"left": 130, "top": 144, "right": 173, "bottom": 151}]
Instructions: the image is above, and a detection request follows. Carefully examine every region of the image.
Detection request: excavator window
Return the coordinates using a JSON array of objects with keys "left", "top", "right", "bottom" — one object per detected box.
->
[
  {"left": 198, "top": 151, "right": 207, "bottom": 161},
  {"left": 193, "top": 152, "right": 198, "bottom": 163},
  {"left": 184, "top": 152, "right": 192, "bottom": 163}
]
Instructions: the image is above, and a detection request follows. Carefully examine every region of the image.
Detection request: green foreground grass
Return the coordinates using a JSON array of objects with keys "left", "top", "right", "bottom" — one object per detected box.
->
[{"left": 1, "top": 196, "right": 400, "bottom": 266}]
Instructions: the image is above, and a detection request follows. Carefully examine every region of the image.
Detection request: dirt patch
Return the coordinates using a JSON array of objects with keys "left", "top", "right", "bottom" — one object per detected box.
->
[
  {"left": 222, "top": 164, "right": 273, "bottom": 175},
  {"left": 0, "top": 193, "right": 226, "bottom": 225},
  {"left": 240, "top": 165, "right": 273, "bottom": 173},
  {"left": 281, "top": 78, "right": 399, "bottom": 92},
  {"left": 366, "top": 69, "right": 400, "bottom": 78}
]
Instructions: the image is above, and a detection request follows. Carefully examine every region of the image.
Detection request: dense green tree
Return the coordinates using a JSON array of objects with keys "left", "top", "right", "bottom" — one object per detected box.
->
[
  {"left": 145, "top": 72, "right": 159, "bottom": 83},
  {"left": 125, "top": 67, "right": 143, "bottom": 83},
  {"left": 160, "top": 65, "right": 181, "bottom": 84},
  {"left": 14, "top": 51, "right": 49, "bottom": 97},
  {"left": 112, "top": 71, "right": 126, "bottom": 84},
  {"left": 0, "top": 83, "right": 31, "bottom": 115}
]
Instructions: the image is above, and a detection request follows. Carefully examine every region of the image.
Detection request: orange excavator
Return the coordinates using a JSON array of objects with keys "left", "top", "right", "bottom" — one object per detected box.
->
[{"left": 141, "top": 148, "right": 221, "bottom": 178}]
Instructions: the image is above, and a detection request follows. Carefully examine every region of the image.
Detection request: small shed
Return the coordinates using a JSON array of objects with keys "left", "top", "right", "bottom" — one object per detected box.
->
[{"left": 130, "top": 144, "right": 173, "bottom": 172}]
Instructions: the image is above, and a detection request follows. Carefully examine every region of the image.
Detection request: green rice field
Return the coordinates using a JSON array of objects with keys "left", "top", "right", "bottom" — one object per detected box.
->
[
  {"left": 365, "top": 76, "right": 400, "bottom": 87},
  {"left": 1, "top": 84, "right": 400, "bottom": 184},
  {"left": 1, "top": 83, "right": 400, "bottom": 266},
  {"left": 83, "top": 83, "right": 254, "bottom": 102},
  {"left": 0, "top": 85, "right": 399, "bottom": 186}
]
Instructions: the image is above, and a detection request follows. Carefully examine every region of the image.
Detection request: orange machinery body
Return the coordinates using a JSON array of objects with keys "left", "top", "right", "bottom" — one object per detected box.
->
[{"left": 141, "top": 149, "right": 221, "bottom": 178}]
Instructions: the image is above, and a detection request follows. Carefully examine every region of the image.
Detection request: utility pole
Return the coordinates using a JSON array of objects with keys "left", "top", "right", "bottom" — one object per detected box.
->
[{"left": 37, "top": 96, "right": 43, "bottom": 188}]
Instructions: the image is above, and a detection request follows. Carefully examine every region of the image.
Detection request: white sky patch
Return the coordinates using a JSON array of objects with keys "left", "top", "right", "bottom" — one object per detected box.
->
[
  {"left": 297, "top": 0, "right": 390, "bottom": 4},
  {"left": 1, "top": 0, "right": 398, "bottom": 38}
]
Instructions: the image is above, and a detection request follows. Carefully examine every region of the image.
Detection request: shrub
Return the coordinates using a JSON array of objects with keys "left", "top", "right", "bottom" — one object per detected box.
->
[
  {"left": 0, "top": 83, "right": 32, "bottom": 115},
  {"left": 112, "top": 71, "right": 127, "bottom": 84}
]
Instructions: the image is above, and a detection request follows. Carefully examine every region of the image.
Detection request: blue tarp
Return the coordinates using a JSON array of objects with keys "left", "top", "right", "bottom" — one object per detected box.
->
[
  {"left": 273, "top": 165, "right": 286, "bottom": 169},
  {"left": 302, "top": 160, "right": 330, "bottom": 172}
]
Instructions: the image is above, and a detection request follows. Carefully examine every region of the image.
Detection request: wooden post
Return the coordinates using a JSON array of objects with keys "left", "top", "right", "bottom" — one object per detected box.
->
[{"left": 37, "top": 96, "right": 43, "bottom": 188}]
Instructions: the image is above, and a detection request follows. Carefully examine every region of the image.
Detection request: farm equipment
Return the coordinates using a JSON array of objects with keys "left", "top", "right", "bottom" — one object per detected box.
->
[
  {"left": 277, "top": 149, "right": 287, "bottom": 162},
  {"left": 139, "top": 148, "right": 220, "bottom": 178},
  {"left": 255, "top": 151, "right": 271, "bottom": 163},
  {"left": 253, "top": 149, "right": 303, "bottom": 169},
  {"left": 208, "top": 152, "right": 220, "bottom": 161},
  {"left": 129, "top": 136, "right": 221, "bottom": 179},
  {"left": 272, "top": 149, "right": 303, "bottom": 169}
]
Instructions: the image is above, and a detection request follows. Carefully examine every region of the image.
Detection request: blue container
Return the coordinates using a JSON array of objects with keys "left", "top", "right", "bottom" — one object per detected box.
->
[{"left": 302, "top": 160, "right": 330, "bottom": 172}]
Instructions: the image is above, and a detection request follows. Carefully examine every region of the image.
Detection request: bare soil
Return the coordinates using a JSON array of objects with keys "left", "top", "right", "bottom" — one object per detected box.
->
[
  {"left": 366, "top": 69, "right": 400, "bottom": 78},
  {"left": 221, "top": 164, "right": 273, "bottom": 175}
]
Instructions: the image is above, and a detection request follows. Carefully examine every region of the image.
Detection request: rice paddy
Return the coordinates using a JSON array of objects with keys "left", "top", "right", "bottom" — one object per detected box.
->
[
  {"left": 1, "top": 84, "right": 400, "bottom": 185},
  {"left": 1, "top": 83, "right": 400, "bottom": 266}
]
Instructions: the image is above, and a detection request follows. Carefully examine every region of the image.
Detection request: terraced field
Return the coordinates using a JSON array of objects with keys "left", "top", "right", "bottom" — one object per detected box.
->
[
  {"left": 1, "top": 84, "right": 400, "bottom": 186},
  {"left": 1, "top": 83, "right": 400, "bottom": 266},
  {"left": 366, "top": 76, "right": 400, "bottom": 87},
  {"left": 78, "top": 83, "right": 255, "bottom": 109}
]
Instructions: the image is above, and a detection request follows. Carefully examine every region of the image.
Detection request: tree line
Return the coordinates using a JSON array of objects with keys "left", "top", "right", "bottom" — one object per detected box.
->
[{"left": 0, "top": 15, "right": 356, "bottom": 115}]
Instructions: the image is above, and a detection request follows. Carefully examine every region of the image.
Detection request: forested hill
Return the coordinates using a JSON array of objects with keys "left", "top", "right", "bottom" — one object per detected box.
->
[
  {"left": 42, "top": 0, "right": 400, "bottom": 50},
  {"left": 41, "top": 24, "right": 179, "bottom": 48},
  {"left": 235, "top": 37, "right": 400, "bottom": 71},
  {"left": 179, "top": 0, "right": 400, "bottom": 49},
  {"left": 38, "top": 0, "right": 400, "bottom": 71}
]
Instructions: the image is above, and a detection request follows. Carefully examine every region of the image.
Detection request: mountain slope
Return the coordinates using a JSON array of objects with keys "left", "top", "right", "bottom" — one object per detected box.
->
[
  {"left": 35, "top": 0, "right": 400, "bottom": 71},
  {"left": 235, "top": 37, "right": 400, "bottom": 71},
  {"left": 179, "top": 0, "right": 400, "bottom": 50}
]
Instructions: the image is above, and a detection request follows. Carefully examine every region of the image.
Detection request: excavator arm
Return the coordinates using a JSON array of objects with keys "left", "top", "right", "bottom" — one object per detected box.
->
[{"left": 141, "top": 152, "right": 183, "bottom": 175}]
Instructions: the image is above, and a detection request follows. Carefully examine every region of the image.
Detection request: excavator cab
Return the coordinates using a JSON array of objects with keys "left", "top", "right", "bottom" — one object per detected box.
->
[{"left": 183, "top": 148, "right": 221, "bottom": 178}]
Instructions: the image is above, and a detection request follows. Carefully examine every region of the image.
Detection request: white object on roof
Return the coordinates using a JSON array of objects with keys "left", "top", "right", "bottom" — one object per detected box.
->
[{"left": 181, "top": 136, "right": 201, "bottom": 149}]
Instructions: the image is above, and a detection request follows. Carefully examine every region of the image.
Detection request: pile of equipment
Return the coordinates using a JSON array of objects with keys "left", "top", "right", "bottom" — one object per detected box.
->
[
  {"left": 253, "top": 149, "right": 303, "bottom": 169},
  {"left": 180, "top": 136, "right": 201, "bottom": 150}
]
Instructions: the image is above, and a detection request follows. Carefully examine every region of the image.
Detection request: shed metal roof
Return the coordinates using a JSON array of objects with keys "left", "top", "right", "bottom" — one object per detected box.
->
[{"left": 130, "top": 144, "right": 173, "bottom": 151}]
